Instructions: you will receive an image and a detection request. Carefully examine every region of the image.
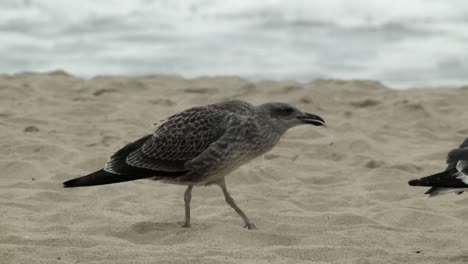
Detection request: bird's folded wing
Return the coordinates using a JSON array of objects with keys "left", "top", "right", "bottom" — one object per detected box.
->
[
  {"left": 124, "top": 106, "right": 230, "bottom": 172},
  {"left": 185, "top": 114, "right": 258, "bottom": 173},
  {"left": 446, "top": 148, "right": 468, "bottom": 170},
  {"left": 409, "top": 167, "right": 467, "bottom": 188},
  {"left": 444, "top": 137, "right": 468, "bottom": 169},
  {"left": 458, "top": 137, "right": 468, "bottom": 149},
  {"left": 447, "top": 148, "right": 468, "bottom": 162}
]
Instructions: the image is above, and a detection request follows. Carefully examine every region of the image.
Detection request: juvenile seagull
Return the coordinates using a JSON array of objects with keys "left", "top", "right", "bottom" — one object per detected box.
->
[
  {"left": 409, "top": 138, "right": 468, "bottom": 197},
  {"left": 63, "top": 100, "right": 325, "bottom": 229}
]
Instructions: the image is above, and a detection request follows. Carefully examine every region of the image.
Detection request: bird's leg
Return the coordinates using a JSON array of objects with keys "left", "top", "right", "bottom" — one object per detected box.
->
[
  {"left": 217, "top": 179, "right": 257, "bottom": 230},
  {"left": 182, "top": 185, "right": 193, "bottom": 228}
]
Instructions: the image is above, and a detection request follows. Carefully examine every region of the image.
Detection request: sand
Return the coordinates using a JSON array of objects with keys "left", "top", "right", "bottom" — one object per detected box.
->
[{"left": 1, "top": 71, "right": 468, "bottom": 264}]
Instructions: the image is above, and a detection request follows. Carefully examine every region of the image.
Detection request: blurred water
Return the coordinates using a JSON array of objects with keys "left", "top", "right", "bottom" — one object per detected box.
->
[{"left": 1, "top": 0, "right": 468, "bottom": 88}]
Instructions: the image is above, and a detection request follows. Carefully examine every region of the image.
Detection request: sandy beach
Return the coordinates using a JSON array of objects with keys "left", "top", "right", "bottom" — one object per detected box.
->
[{"left": 1, "top": 72, "right": 468, "bottom": 264}]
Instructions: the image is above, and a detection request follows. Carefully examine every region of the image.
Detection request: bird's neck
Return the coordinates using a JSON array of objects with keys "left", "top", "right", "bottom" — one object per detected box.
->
[{"left": 252, "top": 117, "right": 286, "bottom": 147}]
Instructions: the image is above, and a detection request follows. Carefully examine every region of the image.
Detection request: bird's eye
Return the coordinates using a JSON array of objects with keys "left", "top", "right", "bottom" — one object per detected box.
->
[{"left": 280, "top": 107, "right": 294, "bottom": 115}]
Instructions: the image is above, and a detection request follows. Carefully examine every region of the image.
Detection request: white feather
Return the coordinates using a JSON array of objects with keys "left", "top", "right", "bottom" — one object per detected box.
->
[{"left": 455, "top": 160, "right": 468, "bottom": 185}]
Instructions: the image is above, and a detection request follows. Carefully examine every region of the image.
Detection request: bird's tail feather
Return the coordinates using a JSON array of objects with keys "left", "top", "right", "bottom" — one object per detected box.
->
[
  {"left": 63, "top": 169, "right": 152, "bottom": 188},
  {"left": 424, "top": 187, "right": 464, "bottom": 198}
]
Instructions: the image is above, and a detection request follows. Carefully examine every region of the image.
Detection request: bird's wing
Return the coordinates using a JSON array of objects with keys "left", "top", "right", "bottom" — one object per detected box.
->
[
  {"left": 457, "top": 137, "right": 468, "bottom": 148},
  {"left": 104, "top": 134, "right": 153, "bottom": 174},
  {"left": 184, "top": 114, "right": 259, "bottom": 174},
  {"left": 447, "top": 148, "right": 468, "bottom": 162},
  {"left": 123, "top": 105, "right": 230, "bottom": 172},
  {"left": 408, "top": 168, "right": 465, "bottom": 188},
  {"left": 446, "top": 138, "right": 468, "bottom": 169}
]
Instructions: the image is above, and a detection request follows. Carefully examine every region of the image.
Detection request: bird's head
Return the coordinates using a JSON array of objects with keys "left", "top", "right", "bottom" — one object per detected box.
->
[{"left": 257, "top": 102, "right": 325, "bottom": 132}]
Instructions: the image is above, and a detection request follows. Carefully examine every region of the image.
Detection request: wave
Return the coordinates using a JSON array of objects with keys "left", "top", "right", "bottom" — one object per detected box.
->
[{"left": 0, "top": 0, "right": 468, "bottom": 87}]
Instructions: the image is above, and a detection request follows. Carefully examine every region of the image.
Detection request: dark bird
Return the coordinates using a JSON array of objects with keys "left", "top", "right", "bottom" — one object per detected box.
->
[
  {"left": 408, "top": 138, "right": 468, "bottom": 197},
  {"left": 63, "top": 100, "right": 325, "bottom": 229}
]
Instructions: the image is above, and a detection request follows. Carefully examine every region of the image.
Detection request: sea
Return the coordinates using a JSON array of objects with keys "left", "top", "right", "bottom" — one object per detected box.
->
[{"left": 1, "top": 0, "right": 468, "bottom": 88}]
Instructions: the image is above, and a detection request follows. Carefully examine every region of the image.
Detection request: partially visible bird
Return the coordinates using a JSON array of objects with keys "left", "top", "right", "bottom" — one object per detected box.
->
[
  {"left": 408, "top": 138, "right": 468, "bottom": 197},
  {"left": 63, "top": 100, "right": 326, "bottom": 229}
]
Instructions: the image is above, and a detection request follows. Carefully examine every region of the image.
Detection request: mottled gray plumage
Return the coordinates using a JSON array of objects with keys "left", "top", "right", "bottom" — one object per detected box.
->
[{"left": 64, "top": 100, "right": 325, "bottom": 229}]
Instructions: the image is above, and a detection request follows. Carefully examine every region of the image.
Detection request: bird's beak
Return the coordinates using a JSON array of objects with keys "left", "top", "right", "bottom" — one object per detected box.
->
[{"left": 297, "top": 113, "right": 326, "bottom": 127}]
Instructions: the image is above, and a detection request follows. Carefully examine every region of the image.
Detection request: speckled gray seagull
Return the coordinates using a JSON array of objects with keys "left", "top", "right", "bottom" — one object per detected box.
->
[
  {"left": 63, "top": 100, "right": 325, "bottom": 229},
  {"left": 409, "top": 137, "right": 468, "bottom": 197}
]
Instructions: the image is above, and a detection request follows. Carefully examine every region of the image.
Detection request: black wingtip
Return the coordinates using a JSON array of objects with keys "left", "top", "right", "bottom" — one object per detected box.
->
[
  {"left": 62, "top": 169, "right": 113, "bottom": 188},
  {"left": 62, "top": 169, "right": 157, "bottom": 188},
  {"left": 63, "top": 179, "right": 76, "bottom": 188},
  {"left": 408, "top": 179, "right": 422, "bottom": 186},
  {"left": 407, "top": 168, "right": 465, "bottom": 188}
]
